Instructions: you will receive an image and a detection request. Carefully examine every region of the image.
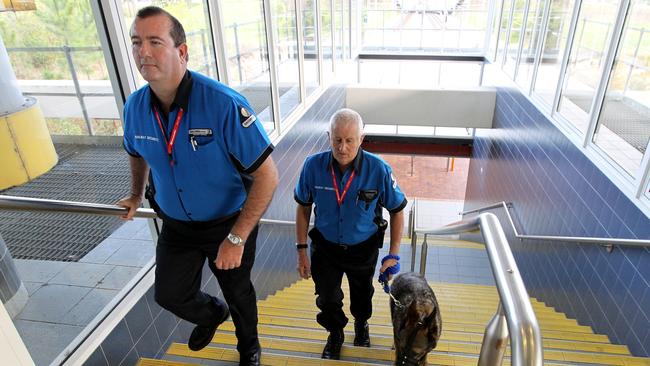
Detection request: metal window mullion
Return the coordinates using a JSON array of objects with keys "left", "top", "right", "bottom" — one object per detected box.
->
[
  {"left": 206, "top": 0, "right": 230, "bottom": 84},
  {"left": 92, "top": 0, "right": 139, "bottom": 104},
  {"left": 551, "top": 0, "right": 583, "bottom": 116},
  {"left": 637, "top": 140, "right": 650, "bottom": 198},
  {"left": 315, "top": 0, "right": 324, "bottom": 86},
  {"left": 582, "top": 0, "right": 631, "bottom": 148},
  {"left": 484, "top": 0, "right": 501, "bottom": 59},
  {"left": 513, "top": 0, "right": 532, "bottom": 80},
  {"left": 529, "top": 0, "right": 552, "bottom": 95},
  {"left": 501, "top": 0, "right": 516, "bottom": 67},
  {"left": 263, "top": 0, "right": 282, "bottom": 133},
  {"left": 296, "top": 0, "right": 306, "bottom": 103},
  {"left": 331, "top": 0, "right": 336, "bottom": 74}
]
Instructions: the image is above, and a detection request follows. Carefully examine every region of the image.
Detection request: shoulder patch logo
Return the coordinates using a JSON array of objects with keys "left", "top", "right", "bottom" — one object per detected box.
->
[
  {"left": 391, "top": 173, "right": 397, "bottom": 189},
  {"left": 239, "top": 106, "right": 256, "bottom": 128}
]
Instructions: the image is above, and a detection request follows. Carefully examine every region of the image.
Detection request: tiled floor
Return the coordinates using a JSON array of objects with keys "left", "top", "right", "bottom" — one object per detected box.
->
[{"left": 11, "top": 218, "right": 154, "bottom": 366}]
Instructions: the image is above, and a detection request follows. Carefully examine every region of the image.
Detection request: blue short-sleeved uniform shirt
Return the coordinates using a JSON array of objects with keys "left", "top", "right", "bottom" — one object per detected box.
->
[
  {"left": 123, "top": 71, "right": 273, "bottom": 221},
  {"left": 294, "top": 150, "right": 407, "bottom": 245}
]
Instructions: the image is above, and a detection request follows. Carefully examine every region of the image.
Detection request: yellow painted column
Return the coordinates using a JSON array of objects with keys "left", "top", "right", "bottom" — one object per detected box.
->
[{"left": 0, "top": 97, "right": 57, "bottom": 190}]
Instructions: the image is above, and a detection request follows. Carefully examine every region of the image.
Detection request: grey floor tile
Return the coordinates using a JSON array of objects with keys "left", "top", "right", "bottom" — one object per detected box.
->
[
  {"left": 18, "top": 284, "right": 91, "bottom": 322},
  {"left": 105, "top": 245, "right": 155, "bottom": 267},
  {"left": 23, "top": 281, "right": 44, "bottom": 296},
  {"left": 14, "top": 319, "right": 84, "bottom": 366},
  {"left": 60, "top": 288, "right": 118, "bottom": 326},
  {"left": 98, "top": 266, "right": 142, "bottom": 290},
  {"left": 79, "top": 241, "right": 123, "bottom": 264},
  {"left": 49, "top": 263, "right": 114, "bottom": 287},
  {"left": 14, "top": 260, "right": 69, "bottom": 283},
  {"left": 109, "top": 219, "right": 148, "bottom": 239}
]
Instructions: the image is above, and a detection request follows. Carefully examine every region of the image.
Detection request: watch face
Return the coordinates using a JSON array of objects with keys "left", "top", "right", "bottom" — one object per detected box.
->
[{"left": 228, "top": 233, "right": 243, "bottom": 246}]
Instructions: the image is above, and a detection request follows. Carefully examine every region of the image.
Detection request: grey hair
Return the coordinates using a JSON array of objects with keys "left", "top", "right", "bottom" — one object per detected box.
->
[{"left": 329, "top": 108, "right": 364, "bottom": 135}]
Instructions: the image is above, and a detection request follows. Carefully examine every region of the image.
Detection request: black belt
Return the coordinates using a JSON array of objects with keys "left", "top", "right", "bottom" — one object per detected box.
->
[
  {"left": 158, "top": 208, "right": 240, "bottom": 230},
  {"left": 309, "top": 228, "right": 379, "bottom": 251}
]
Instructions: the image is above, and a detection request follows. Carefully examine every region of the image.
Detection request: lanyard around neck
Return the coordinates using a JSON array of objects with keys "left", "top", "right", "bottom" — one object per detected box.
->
[
  {"left": 330, "top": 165, "right": 356, "bottom": 206},
  {"left": 153, "top": 106, "right": 184, "bottom": 160}
]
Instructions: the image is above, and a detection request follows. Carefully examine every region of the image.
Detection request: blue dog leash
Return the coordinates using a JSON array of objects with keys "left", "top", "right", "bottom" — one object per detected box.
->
[{"left": 378, "top": 254, "right": 400, "bottom": 293}]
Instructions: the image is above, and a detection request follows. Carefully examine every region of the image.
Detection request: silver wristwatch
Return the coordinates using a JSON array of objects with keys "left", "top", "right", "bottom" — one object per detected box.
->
[{"left": 227, "top": 233, "right": 244, "bottom": 246}]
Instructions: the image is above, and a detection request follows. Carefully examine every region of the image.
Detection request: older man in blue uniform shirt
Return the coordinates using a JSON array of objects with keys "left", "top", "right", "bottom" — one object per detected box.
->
[
  {"left": 117, "top": 7, "right": 278, "bottom": 366},
  {"left": 294, "top": 109, "right": 407, "bottom": 360}
]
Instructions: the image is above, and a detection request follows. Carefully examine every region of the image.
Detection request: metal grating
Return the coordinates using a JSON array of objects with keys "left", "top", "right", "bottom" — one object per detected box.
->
[
  {"left": 0, "top": 144, "right": 131, "bottom": 262},
  {"left": 567, "top": 95, "right": 650, "bottom": 152}
]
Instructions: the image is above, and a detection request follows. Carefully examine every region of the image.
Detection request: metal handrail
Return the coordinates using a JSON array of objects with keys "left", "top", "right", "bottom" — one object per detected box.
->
[
  {"left": 0, "top": 195, "right": 295, "bottom": 227},
  {"left": 414, "top": 213, "right": 543, "bottom": 366},
  {"left": 462, "top": 201, "right": 650, "bottom": 248}
]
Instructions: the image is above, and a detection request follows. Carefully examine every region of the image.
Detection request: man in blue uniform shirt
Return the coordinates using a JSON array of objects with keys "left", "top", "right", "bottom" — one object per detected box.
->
[
  {"left": 117, "top": 7, "right": 278, "bottom": 366},
  {"left": 294, "top": 109, "right": 407, "bottom": 360}
]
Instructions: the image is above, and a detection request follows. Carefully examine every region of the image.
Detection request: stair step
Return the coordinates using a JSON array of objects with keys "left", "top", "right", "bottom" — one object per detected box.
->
[
  {"left": 216, "top": 322, "right": 630, "bottom": 355},
  {"left": 255, "top": 304, "right": 587, "bottom": 331},
  {"left": 168, "top": 333, "right": 650, "bottom": 366},
  {"left": 258, "top": 299, "right": 571, "bottom": 321},
  {"left": 254, "top": 313, "right": 612, "bottom": 342}
]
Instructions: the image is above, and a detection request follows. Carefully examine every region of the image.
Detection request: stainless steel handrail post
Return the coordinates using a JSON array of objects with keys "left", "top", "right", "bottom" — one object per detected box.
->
[
  {"left": 410, "top": 199, "right": 418, "bottom": 272},
  {"left": 415, "top": 213, "right": 543, "bottom": 366},
  {"left": 419, "top": 233, "right": 428, "bottom": 275},
  {"left": 479, "top": 302, "right": 509, "bottom": 366}
]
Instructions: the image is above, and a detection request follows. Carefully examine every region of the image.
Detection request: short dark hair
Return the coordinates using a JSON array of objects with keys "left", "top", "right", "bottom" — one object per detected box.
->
[{"left": 135, "top": 6, "right": 186, "bottom": 47}]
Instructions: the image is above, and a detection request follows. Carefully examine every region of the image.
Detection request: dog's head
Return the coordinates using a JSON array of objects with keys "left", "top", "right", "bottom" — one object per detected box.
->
[{"left": 389, "top": 272, "right": 442, "bottom": 366}]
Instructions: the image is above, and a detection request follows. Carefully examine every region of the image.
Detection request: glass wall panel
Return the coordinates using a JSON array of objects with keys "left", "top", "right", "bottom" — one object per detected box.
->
[
  {"left": 220, "top": 0, "right": 275, "bottom": 132},
  {"left": 593, "top": 1, "right": 650, "bottom": 177},
  {"left": 515, "top": 0, "right": 543, "bottom": 88},
  {"left": 532, "top": 0, "right": 575, "bottom": 107},
  {"left": 321, "top": 0, "right": 334, "bottom": 78},
  {"left": 358, "top": 60, "right": 482, "bottom": 87},
  {"left": 272, "top": 0, "right": 301, "bottom": 121},
  {"left": 457, "top": 0, "right": 489, "bottom": 52},
  {"left": 503, "top": 0, "right": 527, "bottom": 77},
  {"left": 0, "top": 1, "right": 120, "bottom": 136},
  {"left": 496, "top": 0, "right": 513, "bottom": 63},
  {"left": 0, "top": 2, "right": 145, "bottom": 365},
  {"left": 334, "top": 0, "right": 344, "bottom": 61},
  {"left": 302, "top": 0, "right": 320, "bottom": 96},
  {"left": 488, "top": 0, "right": 504, "bottom": 60},
  {"left": 362, "top": 0, "right": 490, "bottom": 53},
  {"left": 557, "top": 0, "right": 620, "bottom": 133},
  {"left": 120, "top": 1, "right": 218, "bottom": 88}
]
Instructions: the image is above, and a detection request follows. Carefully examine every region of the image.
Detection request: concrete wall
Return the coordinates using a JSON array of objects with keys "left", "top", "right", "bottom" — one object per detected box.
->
[{"left": 464, "top": 86, "right": 650, "bottom": 356}]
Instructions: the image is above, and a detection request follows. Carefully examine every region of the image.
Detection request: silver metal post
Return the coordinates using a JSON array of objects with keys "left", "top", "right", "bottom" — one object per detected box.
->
[
  {"left": 63, "top": 46, "right": 94, "bottom": 136},
  {"left": 478, "top": 302, "right": 509, "bottom": 366},
  {"left": 622, "top": 28, "right": 644, "bottom": 96},
  {"left": 419, "top": 234, "right": 428, "bottom": 275},
  {"left": 233, "top": 23, "right": 244, "bottom": 84}
]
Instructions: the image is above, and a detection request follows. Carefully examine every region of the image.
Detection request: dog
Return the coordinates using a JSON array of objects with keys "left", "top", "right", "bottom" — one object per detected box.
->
[{"left": 388, "top": 272, "right": 442, "bottom": 366}]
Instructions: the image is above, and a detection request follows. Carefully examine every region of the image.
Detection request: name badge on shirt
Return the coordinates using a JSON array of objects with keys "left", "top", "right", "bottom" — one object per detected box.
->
[{"left": 189, "top": 128, "right": 213, "bottom": 137}]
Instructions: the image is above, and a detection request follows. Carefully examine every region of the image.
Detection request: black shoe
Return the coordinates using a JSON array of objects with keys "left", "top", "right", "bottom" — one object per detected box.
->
[
  {"left": 321, "top": 328, "right": 344, "bottom": 360},
  {"left": 239, "top": 349, "right": 261, "bottom": 366},
  {"left": 353, "top": 321, "right": 370, "bottom": 347},
  {"left": 188, "top": 306, "right": 230, "bottom": 351}
]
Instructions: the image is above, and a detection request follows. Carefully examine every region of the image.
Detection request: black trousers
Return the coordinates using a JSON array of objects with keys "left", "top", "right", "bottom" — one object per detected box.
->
[
  {"left": 309, "top": 229, "right": 380, "bottom": 332},
  {"left": 154, "top": 213, "right": 260, "bottom": 356}
]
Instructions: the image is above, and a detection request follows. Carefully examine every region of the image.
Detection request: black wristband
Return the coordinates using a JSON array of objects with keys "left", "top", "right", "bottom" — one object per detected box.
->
[{"left": 296, "top": 243, "right": 308, "bottom": 250}]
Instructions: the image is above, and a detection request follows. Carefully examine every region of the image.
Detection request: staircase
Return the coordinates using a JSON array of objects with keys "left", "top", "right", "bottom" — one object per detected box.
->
[{"left": 137, "top": 265, "right": 650, "bottom": 366}]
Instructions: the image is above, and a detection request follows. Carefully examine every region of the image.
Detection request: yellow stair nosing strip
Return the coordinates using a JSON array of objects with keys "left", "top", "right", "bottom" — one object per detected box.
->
[
  {"left": 167, "top": 333, "right": 650, "bottom": 366},
  {"left": 216, "top": 321, "right": 631, "bottom": 356}
]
